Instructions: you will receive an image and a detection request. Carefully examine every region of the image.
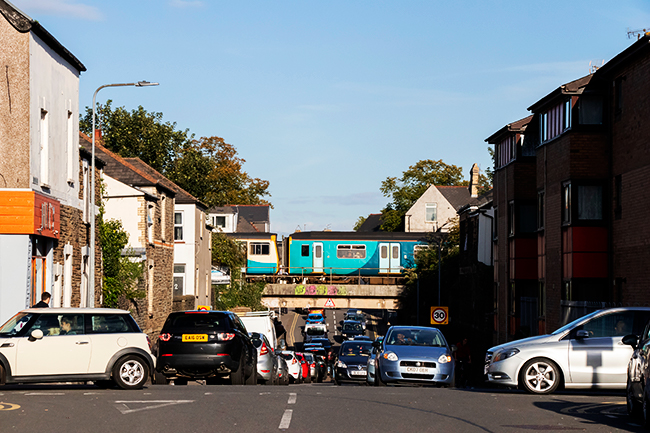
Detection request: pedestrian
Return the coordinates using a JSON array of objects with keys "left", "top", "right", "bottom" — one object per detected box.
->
[
  {"left": 454, "top": 337, "right": 472, "bottom": 388},
  {"left": 32, "top": 292, "right": 51, "bottom": 308}
]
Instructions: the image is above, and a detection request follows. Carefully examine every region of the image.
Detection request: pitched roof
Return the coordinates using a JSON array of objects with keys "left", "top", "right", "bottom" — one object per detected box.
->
[
  {"left": 436, "top": 186, "right": 472, "bottom": 210},
  {"left": 485, "top": 115, "right": 533, "bottom": 144},
  {"left": 527, "top": 74, "right": 593, "bottom": 112},
  {"left": 79, "top": 132, "right": 174, "bottom": 197},
  {"left": 356, "top": 213, "right": 385, "bottom": 232},
  {"left": 125, "top": 158, "right": 207, "bottom": 209}
]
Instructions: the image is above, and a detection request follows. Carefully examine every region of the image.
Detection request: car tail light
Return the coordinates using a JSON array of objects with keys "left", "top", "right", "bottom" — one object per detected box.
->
[
  {"left": 260, "top": 342, "right": 269, "bottom": 356},
  {"left": 292, "top": 358, "right": 297, "bottom": 364},
  {"left": 261, "top": 370, "right": 270, "bottom": 373},
  {"left": 159, "top": 333, "right": 172, "bottom": 342},
  {"left": 311, "top": 363, "right": 315, "bottom": 368},
  {"left": 217, "top": 333, "right": 236, "bottom": 341}
]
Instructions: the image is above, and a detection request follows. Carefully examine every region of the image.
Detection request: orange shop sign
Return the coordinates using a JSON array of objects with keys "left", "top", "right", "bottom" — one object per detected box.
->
[{"left": 0, "top": 191, "right": 60, "bottom": 239}]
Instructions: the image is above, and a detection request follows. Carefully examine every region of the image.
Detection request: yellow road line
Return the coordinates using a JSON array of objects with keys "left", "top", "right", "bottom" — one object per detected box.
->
[{"left": 288, "top": 312, "right": 299, "bottom": 348}]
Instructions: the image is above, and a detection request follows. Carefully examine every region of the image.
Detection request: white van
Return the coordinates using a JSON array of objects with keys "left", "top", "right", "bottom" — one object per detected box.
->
[{"left": 239, "top": 311, "right": 278, "bottom": 350}]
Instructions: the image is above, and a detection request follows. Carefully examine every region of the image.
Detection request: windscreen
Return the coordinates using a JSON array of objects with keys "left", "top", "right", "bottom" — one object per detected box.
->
[
  {"left": 164, "top": 313, "right": 229, "bottom": 331},
  {"left": 0, "top": 312, "right": 34, "bottom": 336},
  {"left": 339, "top": 342, "right": 372, "bottom": 357},
  {"left": 343, "top": 322, "right": 362, "bottom": 332},
  {"left": 386, "top": 328, "right": 446, "bottom": 347}
]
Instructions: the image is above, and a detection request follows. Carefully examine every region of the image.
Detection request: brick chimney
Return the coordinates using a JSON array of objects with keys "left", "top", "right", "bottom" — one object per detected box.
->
[
  {"left": 469, "top": 163, "right": 480, "bottom": 198},
  {"left": 94, "top": 128, "right": 102, "bottom": 142}
]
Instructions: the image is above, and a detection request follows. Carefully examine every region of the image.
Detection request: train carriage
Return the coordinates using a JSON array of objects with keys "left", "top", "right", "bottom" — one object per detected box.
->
[
  {"left": 286, "top": 231, "right": 429, "bottom": 278},
  {"left": 226, "top": 233, "right": 280, "bottom": 275}
]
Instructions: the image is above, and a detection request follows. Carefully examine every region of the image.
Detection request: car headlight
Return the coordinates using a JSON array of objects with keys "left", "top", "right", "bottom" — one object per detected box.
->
[
  {"left": 438, "top": 354, "right": 452, "bottom": 364},
  {"left": 382, "top": 351, "right": 398, "bottom": 362},
  {"left": 337, "top": 360, "right": 347, "bottom": 368},
  {"left": 493, "top": 348, "right": 520, "bottom": 362}
]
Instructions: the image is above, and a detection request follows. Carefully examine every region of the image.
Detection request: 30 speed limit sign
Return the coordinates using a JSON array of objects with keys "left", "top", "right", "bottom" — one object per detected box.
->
[{"left": 430, "top": 307, "right": 448, "bottom": 325}]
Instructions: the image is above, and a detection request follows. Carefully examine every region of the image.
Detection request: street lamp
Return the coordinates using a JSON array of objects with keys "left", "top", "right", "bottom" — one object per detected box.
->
[{"left": 88, "top": 81, "right": 159, "bottom": 307}]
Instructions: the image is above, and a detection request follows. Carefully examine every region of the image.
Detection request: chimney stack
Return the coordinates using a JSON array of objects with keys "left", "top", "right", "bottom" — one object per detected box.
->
[{"left": 469, "top": 163, "right": 480, "bottom": 198}]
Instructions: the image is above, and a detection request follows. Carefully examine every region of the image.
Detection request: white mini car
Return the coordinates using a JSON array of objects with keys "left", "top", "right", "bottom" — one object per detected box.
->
[{"left": 0, "top": 308, "right": 155, "bottom": 389}]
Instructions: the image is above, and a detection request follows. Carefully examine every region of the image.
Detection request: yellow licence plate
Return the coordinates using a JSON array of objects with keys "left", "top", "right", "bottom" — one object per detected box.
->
[{"left": 182, "top": 334, "right": 208, "bottom": 342}]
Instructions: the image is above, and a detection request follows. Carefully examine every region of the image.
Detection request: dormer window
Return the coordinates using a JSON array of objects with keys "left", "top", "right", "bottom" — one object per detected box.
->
[{"left": 540, "top": 99, "right": 572, "bottom": 144}]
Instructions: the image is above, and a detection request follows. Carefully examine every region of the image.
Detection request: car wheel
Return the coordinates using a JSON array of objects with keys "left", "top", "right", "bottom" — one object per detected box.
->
[
  {"left": 112, "top": 355, "right": 149, "bottom": 390},
  {"left": 520, "top": 358, "right": 561, "bottom": 395},
  {"left": 627, "top": 377, "right": 642, "bottom": 418},
  {"left": 375, "top": 366, "right": 386, "bottom": 387},
  {"left": 231, "top": 359, "right": 246, "bottom": 385},
  {"left": 305, "top": 372, "right": 311, "bottom": 384},
  {"left": 245, "top": 363, "right": 257, "bottom": 385}
]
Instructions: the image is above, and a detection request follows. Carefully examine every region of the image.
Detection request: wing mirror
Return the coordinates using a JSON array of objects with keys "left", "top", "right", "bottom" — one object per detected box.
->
[
  {"left": 622, "top": 334, "right": 639, "bottom": 349},
  {"left": 29, "top": 329, "right": 44, "bottom": 341},
  {"left": 575, "top": 330, "right": 590, "bottom": 339}
]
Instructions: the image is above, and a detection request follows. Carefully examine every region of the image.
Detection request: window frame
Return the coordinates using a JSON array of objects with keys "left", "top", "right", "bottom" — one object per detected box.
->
[
  {"left": 425, "top": 203, "right": 437, "bottom": 223},
  {"left": 174, "top": 211, "right": 184, "bottom": 241},
  {"left": 249, "top": 242, "right": 271, "bottom": 256},
  {"left": 336, "top": 244, "right": 366, "bottom": 259}
]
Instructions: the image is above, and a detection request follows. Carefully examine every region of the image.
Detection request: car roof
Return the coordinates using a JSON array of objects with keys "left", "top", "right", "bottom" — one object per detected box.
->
[{"left": 21, "top": 308, "right": 131, "bottom": 314}]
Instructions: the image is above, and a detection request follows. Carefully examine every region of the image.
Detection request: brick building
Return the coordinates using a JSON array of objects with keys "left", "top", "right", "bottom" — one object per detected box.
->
[
  {"left": 488, "top": 35, "right": 650, "bottom": 345},
  {"left": 0, "top": 1, "right": 102, "bottom": 323}
]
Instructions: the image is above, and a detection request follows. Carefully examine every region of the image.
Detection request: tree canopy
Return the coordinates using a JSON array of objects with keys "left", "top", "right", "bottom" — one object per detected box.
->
[
  {"left": 80, "top": 102, "right": 271, "bottom": 208},
  {"left": 379, "top": 159, "right": 466, "bottom": 231}
]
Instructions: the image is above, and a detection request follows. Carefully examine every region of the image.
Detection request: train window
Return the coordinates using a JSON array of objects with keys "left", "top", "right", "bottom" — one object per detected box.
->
[
  {"left": 337, "top": 245, "right": 366, "bottom": 259},
  {"left": 301, "top": 245, "right": 309, "bottom": 257},
  {"left": 413, "top": 245, "right": 428, "bottom": 258},
  {"left": 250, "top": 242, "right": 270, "bottom": 255},
  {"left": 381, "top": 245, "right": 388, "bottom": 259},
  {"left": 392, "top": 245, "right": 399, "bottom": 259}
]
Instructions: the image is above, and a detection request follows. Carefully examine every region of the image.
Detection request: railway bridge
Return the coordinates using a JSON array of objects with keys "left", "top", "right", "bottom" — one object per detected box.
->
[{"left": 261, "top": 283, "right": 405, "bottom": 310}]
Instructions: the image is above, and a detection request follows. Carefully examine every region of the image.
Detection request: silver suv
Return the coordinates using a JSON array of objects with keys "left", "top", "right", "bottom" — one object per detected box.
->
[
  {"left": 485, "top": 307, "right": 650, "bottom": 394},
  {"left": 0, "top": 308, "right": 155, "bottom": 389}
]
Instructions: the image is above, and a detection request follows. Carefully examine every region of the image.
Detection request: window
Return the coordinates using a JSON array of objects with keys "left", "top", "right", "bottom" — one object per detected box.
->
[
  {"left": 82, "top": 160, "right": 89, "bottom": 224},
  {"left": 301, "top": 245, "right": 309, "bottom": 257},
  {"left": 40, "top": 108, "right": 49, "bottom": 186},
  {"left": 173, "top": 264, "right": 185, "bottom": 297},
  {"left": 174, "top": 212, "right": 183, "bottom": 241},
  {"left": 249, "top": 243, "right": 270, "bottom": 255},
  {"left": 493, "top": 207, "right": 498, "bottom": 241},
  {"left": 508, "top": 202, "right": 515, "bottom": 237},
  {"left": 564, "top": 100, "right": 572, "bottom": 130},
  {"left": 161, "top": 195, "right": 166, "bottom": 241},
  {"left": 537, "top": 191, "right": 545, "bottom": 230},
  {"left": 147, "top": 204, "right": 154, "bottom": 243},
  {"left": 578, "top": 95, "right": 603, "bottom": 125},
  {"left": 614, "top": 76, "right": 624, "bottom": 116},
  {"left": 337, "top": 245, "right": 366, "bottom": 259},
  {"left": 539, "top": 101, "right": 570, "bottom": 144},
  {"left": 577, "top": 185, "right": 603, "bottom": 220},
  {"left": 425, "top": 203, "right": 437, "bottom": 222},
  {"left": 562, "top": 183, "right": 572, "bottom": 225},
  {"left": 66, "top": 109, "right": 74, "bottom": 183},
  {"left": 90, "top": 314, "right": 138, "bottom": 333},
  {"left": 212, "top": 216, "right": 226, "bottom": 228},
  {"left": 413, "top": 245, "right": 428, "bottom": 258}
]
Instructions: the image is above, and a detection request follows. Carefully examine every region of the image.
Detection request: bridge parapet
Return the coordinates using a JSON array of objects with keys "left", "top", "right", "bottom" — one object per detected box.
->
[{"left": 263, "top": 283, "right": 405, "bottom": 298}]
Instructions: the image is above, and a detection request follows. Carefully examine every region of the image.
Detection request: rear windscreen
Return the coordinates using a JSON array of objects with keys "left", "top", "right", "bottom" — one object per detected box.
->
[{"left": 164, "top": 313, "right": 229, "bottom": 331}]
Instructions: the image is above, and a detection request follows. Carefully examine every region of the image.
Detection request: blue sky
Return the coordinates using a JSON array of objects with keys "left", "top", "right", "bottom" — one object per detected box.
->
[{"left": 11, "top": 0, "right": 650, "bottom": 236}]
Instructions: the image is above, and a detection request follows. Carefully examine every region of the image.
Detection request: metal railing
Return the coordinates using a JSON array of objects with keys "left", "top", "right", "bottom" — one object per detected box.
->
[{"left": 243, "top": 266, "right": 407, "bottom": 285}]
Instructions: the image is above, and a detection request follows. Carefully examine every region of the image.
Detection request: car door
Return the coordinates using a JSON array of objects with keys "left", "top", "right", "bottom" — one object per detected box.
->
[
  {"left": 15, "top": 313, "right": 91, "bottom": 377},
  {"left": 567, "top": 311, "right": 635, "bottom": 386}
]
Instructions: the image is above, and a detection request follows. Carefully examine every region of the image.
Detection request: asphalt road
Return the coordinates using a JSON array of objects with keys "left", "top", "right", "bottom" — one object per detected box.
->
[{"left": 0, "top": 382, "right": 642, "bottom": 433}]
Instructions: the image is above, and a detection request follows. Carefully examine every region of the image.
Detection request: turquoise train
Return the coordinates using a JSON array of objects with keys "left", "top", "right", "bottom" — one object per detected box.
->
[{"left": 228, "top": 231, "right": 429, "bottom": 280}]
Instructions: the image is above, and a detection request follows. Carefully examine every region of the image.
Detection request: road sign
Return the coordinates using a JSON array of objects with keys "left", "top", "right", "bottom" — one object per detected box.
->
[
  {"left": 324, "top": 298, "right": 335, "bottom": 308},
  {"left": 430, "top": 306, "right": 448, "bottom": 325},
  {"left": 197, "top": 305, "right": 211, "bottom": 311}
]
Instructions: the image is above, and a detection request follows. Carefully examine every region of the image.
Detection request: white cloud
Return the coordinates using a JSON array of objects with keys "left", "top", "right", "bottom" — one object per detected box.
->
[
  {"left": 168, "top": 0, "right": 204, "bottom": 8},
  {"left": 14, "top": 0, "right": 102, "bottom": 20}
]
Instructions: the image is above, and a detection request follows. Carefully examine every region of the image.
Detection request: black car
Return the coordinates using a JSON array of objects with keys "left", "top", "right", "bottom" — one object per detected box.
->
[
  {"left": 341, "top": 320, "right": 364, "bottom": 340},
  {"left": 334, "top": 340, "right": 373, "bottom": 384},
  {"left": 309, "top": 337, "right": 332, "bottom": 351},
  {"left": 157, "top": 311, "right": 257, "bottom": 385}
]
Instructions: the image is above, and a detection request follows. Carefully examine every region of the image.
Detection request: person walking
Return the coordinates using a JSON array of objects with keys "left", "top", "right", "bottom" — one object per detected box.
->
[{"left": 32, "top": 292, "right": 51, "bottom": 308}]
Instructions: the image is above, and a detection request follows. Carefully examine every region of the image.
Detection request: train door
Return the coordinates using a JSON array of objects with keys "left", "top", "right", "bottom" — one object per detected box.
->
[
  {"left": 379, "top": 243, "right": 401, "bottom": 273},
  {"left": 313, "top": 242, "right": 323, "bottom": 273}
]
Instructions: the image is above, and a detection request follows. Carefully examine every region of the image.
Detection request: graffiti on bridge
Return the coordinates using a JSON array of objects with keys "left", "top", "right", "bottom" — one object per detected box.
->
[{"left": 294, "top": 285, "right": 348, "bottom": 296}]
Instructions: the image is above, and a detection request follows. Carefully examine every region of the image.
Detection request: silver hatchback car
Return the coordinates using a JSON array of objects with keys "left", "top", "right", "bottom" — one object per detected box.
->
[{"left": 485, "top": 307, "right": 650, "bottom": 394}]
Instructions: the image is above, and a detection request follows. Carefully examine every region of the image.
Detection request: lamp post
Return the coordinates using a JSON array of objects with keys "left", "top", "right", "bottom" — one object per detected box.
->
[{"left": 88, "top": 81, "right": 158, "bottom": 307}]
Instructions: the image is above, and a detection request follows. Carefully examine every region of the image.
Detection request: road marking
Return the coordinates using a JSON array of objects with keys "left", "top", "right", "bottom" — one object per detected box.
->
[
  {"left": 83, "top": 392, "right": 101, "bottom": 395},
  {"left": 25, "top": 392, "right": 65, "bottom": 396},
  {"left": 278, "top": 409, "right": 293, "bottom": 429},
  {"left": 0, "top": 402, "right": 20, "bottom": 411},
  {"left": 288, "top": 393, "right": 297, "bottom": 404},
  {"left": 114, "top": 400, "right": 194, "bottom": 415},
  {"left": 289, "top": 312, "right": 299, "bottom": 347},
  {"left": 259, "top": 392, "right": 271, "bottom": 395}
]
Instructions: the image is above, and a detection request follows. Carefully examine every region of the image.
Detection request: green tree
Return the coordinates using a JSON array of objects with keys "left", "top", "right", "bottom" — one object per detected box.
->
[
  {"left": 80, "top": 100, "right": 192, "bottom": 174},
  {"left": 98, "top": 211, "right": 144, "bottom": 308},
  {"left": 379, "top": 159, "right": 467, "bottom": 231},
  {"left": 477, "top": 146, "right": 494, "bottom": 195}
]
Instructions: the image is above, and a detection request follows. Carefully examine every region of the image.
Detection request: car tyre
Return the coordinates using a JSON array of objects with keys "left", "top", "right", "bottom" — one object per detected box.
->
[
  {"left": 520, "top": 358, "right": 561, "bottom": 395},
  {"left": 231, "top": 358, "right": 246, "bottom": 385},
  {"left": 113, "top": 355, "right": 149, "bottom": 390},
  {"left": 627, "top": 377, "right": 642, "bottom": 418},
  {"left": 245, "top": 364, "right": 257, "bottom": 385},
  {"left": 375, "top": 366, "right": 386, "bottom": 387}
]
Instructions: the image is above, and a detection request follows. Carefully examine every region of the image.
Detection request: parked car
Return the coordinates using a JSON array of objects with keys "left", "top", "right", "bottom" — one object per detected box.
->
[
  {"left": 622, "top": 315, "right": 650, "bottom": 424},
  {"left": 277, "top": 355, "right": 290, "bottom": 386},
  {"left": 239, "top": 311, "right": 278, "bottom": 350},
  {"left": 250, "top": 332, "right": 278, "bottom": 385},
  {"left": 306, "top": 313, "right": 326, "bottom": 326},
  {"left": 308, "top": 337, "right": 332, "bottom": 351},
  {"left": 314, "top": 355, "right": 327, "bottom": 382},
  {"left": 341, "top": 320, "right": 364, "bottom": 340},
  {"left": 304, "top": 326, "right": 327, "bottom": 344},
  {"left": 345, "top": 310, "right": 367, "bottom": 330},
  {"left": 354, "top": 335, "right": 372, "bottom": 341},
  {"left": 485, "top": 307, "right": 650, "bottom": 394},
  {"left": 335, "top": 340, "right": 373, "bottom": 385},
  {"left": 369, "top": 326, "right": 454, "bottom": 387},
  {"left": 0, "top": 308, "right": 154, "bottom": 389},
  {"left": 279, "top": 351, "right": 302, "bottom": 383},
  {"left": 294, "top": 352, "right": 311, "bottom": 383},
  {"left": 157, "top": 310, "right": 257, "bottom": 385}
]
